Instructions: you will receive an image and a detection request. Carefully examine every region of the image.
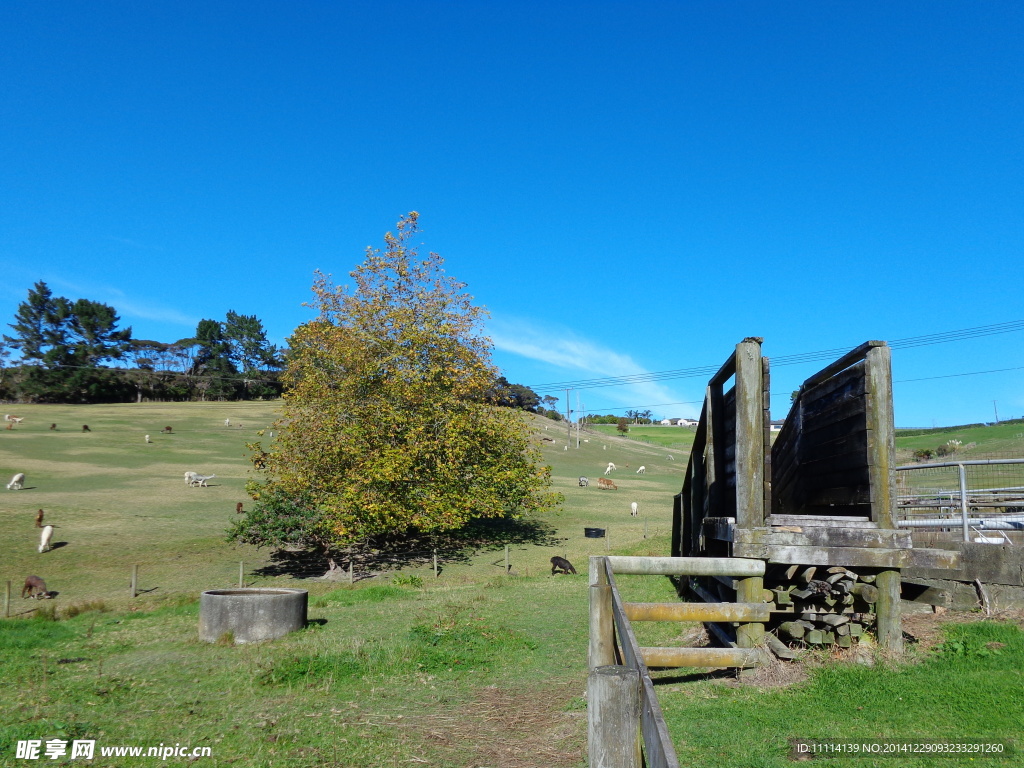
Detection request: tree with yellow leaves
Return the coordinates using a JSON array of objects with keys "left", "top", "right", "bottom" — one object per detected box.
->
[{"left": 230, "top": 213, "right": 559, "bottom": 568}]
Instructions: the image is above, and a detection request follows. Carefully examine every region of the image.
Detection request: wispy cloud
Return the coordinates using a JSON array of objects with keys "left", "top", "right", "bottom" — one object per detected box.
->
[
  {"left": 45, "top": 278, "right": 198, "bottom": 330},
  {"left": 489, "top": 316, "right": 698, "bottom": 417}
]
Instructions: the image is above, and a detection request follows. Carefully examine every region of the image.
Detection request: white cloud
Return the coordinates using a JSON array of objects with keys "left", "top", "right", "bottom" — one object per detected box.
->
[{"left": 489, "top": 316, "right": 699, "bottom": 417}]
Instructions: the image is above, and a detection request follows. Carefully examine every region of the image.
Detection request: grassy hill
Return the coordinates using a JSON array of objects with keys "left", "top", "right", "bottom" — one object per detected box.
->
[{"left": 1, "top": 403, "right": 1021, "bottom": 766}]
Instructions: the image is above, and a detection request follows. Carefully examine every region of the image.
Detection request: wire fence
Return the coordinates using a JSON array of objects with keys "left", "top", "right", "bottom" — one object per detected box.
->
[{"left": 895, "top": 457, "right": 1024, "bottom": 545}]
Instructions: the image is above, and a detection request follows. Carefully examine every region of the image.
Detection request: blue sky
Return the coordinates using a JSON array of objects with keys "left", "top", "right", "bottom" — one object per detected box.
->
[{"left": 1, "top": 2, "right": 1022, "bottom": 427}]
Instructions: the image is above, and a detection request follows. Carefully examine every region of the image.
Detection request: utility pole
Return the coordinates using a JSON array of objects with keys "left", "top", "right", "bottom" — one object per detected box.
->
[
  {"left": 566, "top": 388, "right": 572, "bottom": 447},
  {"left": 994, "top": 400, "right": 1000, "bottom": 423}
]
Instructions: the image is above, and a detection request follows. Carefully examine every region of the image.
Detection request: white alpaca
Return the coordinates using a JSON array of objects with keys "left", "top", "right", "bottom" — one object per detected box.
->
[
  {"left": 224, "top": 418, "right": 231, "bottom": 427},
  {"left": 189, "top": 473, "right": 216, "bottom": 487},
  {"left": 630, "top": 502, "right": 638, "bottom": 517},
  {"left": 38, "top": 525, "right": 54, "bottom": 553},
  {"left": 636, "top": 466, "right": 646, "bottom": 474},
  {"left": 604, "top": 463, "right": 616, "bottom": 475},
  {"left": 184, "top": 471, "right": 198, "bottom": 486},
  {"left": 7, "top": 472, "right": 25, "bottom": 490},
  {"left": 145, "top": 434, "right": 151, "bottom": 443}
]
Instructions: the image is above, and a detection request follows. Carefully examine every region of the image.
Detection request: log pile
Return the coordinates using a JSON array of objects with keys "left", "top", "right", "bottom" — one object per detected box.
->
[{"left": 768, "top": 564, "right": 879, "bottom": 648}]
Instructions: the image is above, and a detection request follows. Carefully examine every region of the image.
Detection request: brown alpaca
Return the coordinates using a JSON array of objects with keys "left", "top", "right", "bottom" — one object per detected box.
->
[
  {"left": 162, "top": 426, "right": 173, "bottom": 433},
  {"left": 50, "top": 423, "right": 57, "bottom": 430},
  {"left": 22, "top": 575, "right": 48, "bottom": 599},
  {"left": 236, "top": 502, "right": 244, "bottom": 514},
  {"left": 35, "top": 509, "right": 44, "bottom": 528},
  {"left": 82, "top": 424, "right": 91, "bottom": 432}
]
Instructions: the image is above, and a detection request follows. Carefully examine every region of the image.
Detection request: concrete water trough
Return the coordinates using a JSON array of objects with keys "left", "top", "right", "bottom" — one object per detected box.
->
[{"left": 199, "top": 588, "right": 308, "bottom": 644}]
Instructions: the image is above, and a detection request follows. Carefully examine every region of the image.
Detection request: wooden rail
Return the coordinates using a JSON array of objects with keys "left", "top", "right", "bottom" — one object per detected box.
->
[{"left": 588, "top": 555, "right": 768, "bottom": 768}]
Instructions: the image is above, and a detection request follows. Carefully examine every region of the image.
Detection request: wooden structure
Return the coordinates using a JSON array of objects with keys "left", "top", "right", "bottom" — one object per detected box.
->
[
  {"left": 673, "top": 339, "right": 958, "bottom": 652},
  {"left": 588, "top": 555, "right": 769, "bottom": 768}
]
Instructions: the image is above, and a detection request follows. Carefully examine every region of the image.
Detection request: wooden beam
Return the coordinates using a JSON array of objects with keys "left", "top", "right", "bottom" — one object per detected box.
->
[
  {"left": 640, "top": 646, "right": 759, "bottom": 669},
  {"left": 623, "top": 601, "right": 772, "bottom": 623},
  {"left": 606, "top": 556, "right": 765, "bottom": 577}
]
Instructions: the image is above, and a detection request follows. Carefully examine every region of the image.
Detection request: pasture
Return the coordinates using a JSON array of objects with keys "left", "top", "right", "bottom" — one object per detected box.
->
[{"left": 1, "top": 404, "right": 1021, "bottom": 767}]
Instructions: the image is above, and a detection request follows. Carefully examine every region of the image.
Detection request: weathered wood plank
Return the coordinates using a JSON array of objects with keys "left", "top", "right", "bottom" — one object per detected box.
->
[
  {"left": 624, "top": 601, "right": 771, "bottom": 623},
  {"left": 640, "top": 646, "right": 759, "bottom": 668},
  {"left": 605, "top": 556, "right": 766, "bottom": 577},
  {"left": 732, "top": 543, "right": 907, "bottom": 568},
  {"left": 734, "top": 526, "right": 912, "bottom": 549}
]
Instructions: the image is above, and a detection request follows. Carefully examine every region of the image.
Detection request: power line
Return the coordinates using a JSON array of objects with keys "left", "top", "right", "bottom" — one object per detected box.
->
[{"left": 526, "top": 319, "right": 1024, "bottom": 393}]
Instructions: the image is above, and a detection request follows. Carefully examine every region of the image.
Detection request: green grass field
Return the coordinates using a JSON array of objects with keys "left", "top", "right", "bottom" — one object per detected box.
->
[{"left": 1, "top": 404, "right": 1022, "bottom": 767}]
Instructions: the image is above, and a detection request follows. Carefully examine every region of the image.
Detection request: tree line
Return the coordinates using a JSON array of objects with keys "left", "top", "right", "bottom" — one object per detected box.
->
[{"left": 1, "top": 281, "right": 284, "bottom": 403}]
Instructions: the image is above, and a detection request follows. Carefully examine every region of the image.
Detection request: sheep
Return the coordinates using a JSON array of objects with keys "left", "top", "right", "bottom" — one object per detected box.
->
[
  {"left": 636, "top": 466, "right": 646, "bottom": 474},
  {"left": 7, "top": 472, "right": 25, "bottom": 490},
  {"left": 38, "top": 525, "right": 54, "bottom": 553},
  {"left": 550, "top": 556, "right": 577, "bottom": 575},
  {"left": 35, "top": 509, "right": 44, "bottom": 528},
  {"left": 145, "top": 434, "right": 151, "bottom": 444},
  {"left": 604, "top": 462, "right": 616, "bottom": 475},
  {"left": 630, "top": 502, "right": 638, "bottom": 517},
  {"left": 82, "top": 424, "right": 91, "bottom": 432},
  {"left": 189, "top": 473, "right": 216, "bottom": 487},
  {"left": 22, "top": 575, "right": 49, "bottom": 599}
]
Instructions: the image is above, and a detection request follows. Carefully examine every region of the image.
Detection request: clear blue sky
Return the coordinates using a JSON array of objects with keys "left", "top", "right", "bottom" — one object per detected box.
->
[{"left": 2, "top": 2, "right": 1022, "bottom": 427}]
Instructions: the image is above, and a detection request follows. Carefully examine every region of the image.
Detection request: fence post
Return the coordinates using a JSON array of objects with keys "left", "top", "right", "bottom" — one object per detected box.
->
[
  {"left": 4, "top": 580, "right": 10, "bottom": 618},
  {"left": 958, "top": 463, "right": 970, "bottom": 542},
  {"left": 587, "top": 665, "right": 640, "bottom": 768},
  {"left": 736, "top": 575, "right": 765, "bottom": 649},
  {"left": 589, "top": 584, "right": 615, "bottom": 670},
  {"left": 505, "top": 544, "right": 510, "bottom": 573},
  {"left": 238, "top": 561, "right": 244, "bottom": 588},
  {"left": 875, "top": 569, "right": 903, "bottom": 654},
  {"left": 433, "top": 549, "right": 438, "bottom": 579},
  {"left": 130, "top": 565, "right": 138, "bottom": 598}
]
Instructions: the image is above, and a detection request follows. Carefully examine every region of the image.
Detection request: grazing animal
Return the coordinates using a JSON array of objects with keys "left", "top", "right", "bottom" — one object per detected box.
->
[
  {"left": 9, "top": 416, "right": 23, "bottom": 424},
  {"left": 184, "top": 471, "right": 198, "bottom": 486},
  {"left": 604, "top": 462, "right": 616, "bottom": 475},
  {"left": 666, "top": 454, "right": 673, "bottom": 461},
  {"left": 145, "top": 434, "right": 151, "bottom": 443},
  {"left": 35, "top": 509, "right": 44, "bottom": 528},
  {"left": 7, "top": 472, "right": 25, "bottom": 490},
  {"left": 3, "top": 414, "right": 13, "bottom": 421},
  {"left": 38, "top": 525, "right": 54, "bottom": 553},
  {"left": 636, "top": 466, "right": 646, "bottom": 474},
  {"left": 189, "top": 473, "right": 215, "bottom": 487},
  {"left": 224, "top": 418, "right": 231, "bottom": 427},
  {"left": 630, "top": 502, "right": 638, "bottom": 517},
  {"left": 596, "top": 477, "right": 617, "bottom": 490},
  {"left": 578, "top": 476, "right": 589, "bottom": 487},
  {"left": 162, "top": 426, "right": 172, "bottom": 433},
  {"left": 550, "top": 556, "right": 577, "bottom": 575},
  {"left": 50, "top": 423, "right": 57, "bottom": 430},
  {"left": 22, "top": 575, "right": 49, "bottom": 599},
  {"left": 236, "top": 502, "right": 244, "bottom": 514},
  {"left": 82, "top": 424, "right": 90, "bottom": 432}
]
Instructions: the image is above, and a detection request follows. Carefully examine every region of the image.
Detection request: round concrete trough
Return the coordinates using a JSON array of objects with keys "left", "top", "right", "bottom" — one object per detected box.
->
[{"left": 199, "top": 588, "right": 308, "bottom": 644}]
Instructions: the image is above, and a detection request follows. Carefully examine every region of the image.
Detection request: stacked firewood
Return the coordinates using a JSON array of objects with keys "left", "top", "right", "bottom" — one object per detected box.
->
[{"left": 768, "top": 565, "right": 879, "bottom": 648}]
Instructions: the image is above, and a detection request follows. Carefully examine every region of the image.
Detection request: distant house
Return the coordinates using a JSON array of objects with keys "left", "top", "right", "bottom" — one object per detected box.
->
[
  {"left": 660, "top": 419, "right": 673, "bottom": 425},
  {"left": 678, "top": 419, "right": 698, "bottom": 427},
  {"left": 770, "top": 419, "right": 785, "bottom": 432}
]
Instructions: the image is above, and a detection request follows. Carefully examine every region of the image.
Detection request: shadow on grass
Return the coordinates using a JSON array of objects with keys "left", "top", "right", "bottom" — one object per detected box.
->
[{"left": 252, "top": 517, "right": 567, "bottom": 580}]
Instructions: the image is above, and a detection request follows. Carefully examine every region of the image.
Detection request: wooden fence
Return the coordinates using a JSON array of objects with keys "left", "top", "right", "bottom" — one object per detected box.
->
[{"left": 588, "top": 555, "right": 768, "bottom": 768}]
